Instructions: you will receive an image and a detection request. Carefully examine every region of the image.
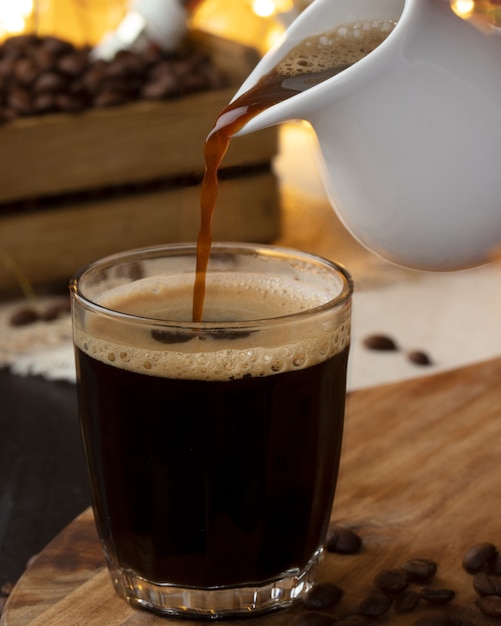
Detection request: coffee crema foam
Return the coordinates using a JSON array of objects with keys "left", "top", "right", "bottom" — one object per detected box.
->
[
  {"left": 276, "top": 19, "right": 397, "bottom": 77},
  {"left": 75, "top": 276, "right": 351, "bottom": 382}
]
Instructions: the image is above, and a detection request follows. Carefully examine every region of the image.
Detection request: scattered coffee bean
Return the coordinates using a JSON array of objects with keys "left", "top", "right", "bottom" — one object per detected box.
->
[
  {"left": 462, "top": 542, "right": 497, "bottom": 574},
  {"left": 9, "top": 306, "right": 39, "bottom": 326},
  {"left": 420, "top": 587, "right": 455, "bottom": 606},
  {"left": 303, "top": 582, "right": 343, "bottom": 610},
  {"left": 293, "top": 612, "right": 337, "bottom": 626},
  {"left": 394, "top": 589, "right": 420, "bottom": 612},
  {"left": 358, "top": 591, "right": 392, "bottom": 617},
  {"left": 476, "top": 594, "right": 501, "bottom": 618},
  {"left": 473, "top": 571, "right": 501, "bottom": 597},
  {"left": 407, "top": 350, "right": 433, "bottom": 366},
  {"left": 373, "top": 569, "right": 408, "bottom": 594},
  {"left": 362, "top": 333, "right": 398, "bottom": 351},
  {"left": 0, "top": 582, "right": 13, "bottom": 596},
  {"left": 401, "top": 558, "right": 437, "bottom": 582},
  {"left": 325, "top": 525, "right": 362, "bottom": 554}
]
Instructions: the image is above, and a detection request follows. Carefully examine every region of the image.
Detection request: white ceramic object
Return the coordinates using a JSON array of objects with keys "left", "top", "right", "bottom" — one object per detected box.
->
[{"left": 233, "top": 0, "right": 501, "bottom": 270}]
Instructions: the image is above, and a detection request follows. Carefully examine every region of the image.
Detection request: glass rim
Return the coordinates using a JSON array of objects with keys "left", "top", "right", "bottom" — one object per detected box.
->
[{"left": 69, "top": 242, "right": 353, "bottom": 330}]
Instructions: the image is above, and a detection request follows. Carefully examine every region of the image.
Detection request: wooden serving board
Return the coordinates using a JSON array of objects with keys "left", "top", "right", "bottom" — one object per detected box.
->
[{"left": 3, "top": 358, "right": 501, "bottom": 625}]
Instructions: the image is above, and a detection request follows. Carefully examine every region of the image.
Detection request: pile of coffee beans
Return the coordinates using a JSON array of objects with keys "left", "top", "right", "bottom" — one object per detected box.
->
[
  {"left": 363, "top": 333, "right": 434, "bottom": 367},
  {"left": 0, "top": 34, "right": 227, "bottom": 123},
  {"left": 294, "top": 525, "right": 501, "bottom": 625}
]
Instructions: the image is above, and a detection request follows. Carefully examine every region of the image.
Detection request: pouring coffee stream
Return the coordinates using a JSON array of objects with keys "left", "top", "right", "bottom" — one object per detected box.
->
[{"left": 194, "top": 0, "right": 501, "bottom": 320}]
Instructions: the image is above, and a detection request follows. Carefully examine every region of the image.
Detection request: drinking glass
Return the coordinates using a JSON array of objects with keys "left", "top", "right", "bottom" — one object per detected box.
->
[{"left": 70, "top": 242, "right": 353, "bottom": 619}]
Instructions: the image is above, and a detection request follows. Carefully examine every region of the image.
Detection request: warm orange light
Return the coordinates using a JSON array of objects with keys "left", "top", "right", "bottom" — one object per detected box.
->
[
  {"left": 451, "top": 0, "right": 475, "bottom": 18},
  {"left": 190, "top": 0, "right": 295, "bottom": 54},
  {"left": 0, "top": 0, "right": 33, "bottom": 39}
]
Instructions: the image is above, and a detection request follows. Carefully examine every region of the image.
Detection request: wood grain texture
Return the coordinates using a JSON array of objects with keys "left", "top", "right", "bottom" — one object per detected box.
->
[
  {"left": 0, "top": 90, "right": 277, "bottom": 204},
  {"left": 0, "top": 169, "right": 280, "bottom": 291},
  {"left": 3, "top": 358, "right": 501, "bottom": 625}
]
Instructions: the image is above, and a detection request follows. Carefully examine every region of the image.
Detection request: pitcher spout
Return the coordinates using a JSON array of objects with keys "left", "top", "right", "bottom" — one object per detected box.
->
[{"left": 231, "top": 0, "right": 406, "bottom": 136}]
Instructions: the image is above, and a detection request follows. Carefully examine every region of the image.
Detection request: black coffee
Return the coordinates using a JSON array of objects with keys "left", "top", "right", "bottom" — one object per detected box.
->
[{"left": 75, "top": 274, "right": 350, "bottom": 587}]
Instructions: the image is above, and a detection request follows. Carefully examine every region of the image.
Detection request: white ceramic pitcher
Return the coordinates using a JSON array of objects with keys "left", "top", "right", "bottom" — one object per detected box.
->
[{"left": 232, "top": 0, "right": 501, "bottom": 270}]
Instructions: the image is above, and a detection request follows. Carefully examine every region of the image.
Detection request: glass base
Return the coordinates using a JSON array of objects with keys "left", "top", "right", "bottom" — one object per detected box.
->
[{"left": 108, "top": 552, "right": 322, "bottom": 620}]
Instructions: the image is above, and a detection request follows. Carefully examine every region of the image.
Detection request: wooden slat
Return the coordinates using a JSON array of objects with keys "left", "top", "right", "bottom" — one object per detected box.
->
[
  {"left": 0, "top": 169, "right": 280, "bottom": 291},
  {"left": 0, "top": 93, "right": 277, "bottom": 204}
]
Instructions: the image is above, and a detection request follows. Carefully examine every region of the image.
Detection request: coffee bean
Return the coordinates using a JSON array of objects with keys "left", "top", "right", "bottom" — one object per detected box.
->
[
  {"left": 419, "top": 587, "right": 455, "bottom": 605},
  {"left": 408, "top": 350, "right": 433, "bottom": 366},
  {"left": 363, "top": 333, "right": 398, "bottom": 351},
  {"left": 149, "top": 59, "right": 176, "bottom": 81},
  {"left": 30, "top": 46, "right": 56, "bottom": 72},
  {"left": 81, "top": 64, "right": 107, "bottom": 93},
  {"left": 476, "top": 595, "right": 501, "bottom": 618},
  {"left": 33, "top": 92, "right": 56, "bottom": 114},
  {"left": 395, "top": 589, "right": 420, "bottom": 612},
  {"left": 93, "top": 88, "right": 127, "bottom": 108},
  {"left": 373, "top": 569, "right": 408, "bottom": 594},
  {"left": 56, "top": 51, "right": 87, "bottom": 77},
  {"left": 10, "top": 306, "right": 39, "bottom": 326},
  {"left": 325, "top": 525, "right": 362, "bottom": 554},
  {"left": 183, "top": 71, "right": 214, "bottom": 93},
  {"left": 33, "top": 71, "right": 67, "bottom": 93},
  {"left": 54, "top": 93, "right": 84, "bottom": 112},
  {"left": 7, "top": 86, "right": 32, "bottom": 115},
  {"left": 358, "top": 591, "right": 392, "bottom": 617},
  {"left": 401, "top": 558, "right": 437, "bottom": 582},
  {"left": 4, "top": 34, "right": 38, "bottom": 54},
  {"left": 414, "top": 617, "right": 453, "bottom": 626},
  {"left": 0, "top": 582, "right": 13, "bottom": 596},
  {"left": 462, "top": 542, "right": 497, "bottom": 573},
  {"left": 142, "top": 74, "right": 182, "bottom": 100},
  {"left": 13, "top": 57, "right": 38, "bottom": 86},
  {"left": 293, "top": 612, "right": 337, "bottom": 626},
  {"left": 303, "top": 582, "right": 343, "bottom": 610},
  {"left": 473, "top": 571, "right": 501, "bottom": 597}
]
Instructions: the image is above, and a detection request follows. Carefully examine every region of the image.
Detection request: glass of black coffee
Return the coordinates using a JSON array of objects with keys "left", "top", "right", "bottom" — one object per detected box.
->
[{"left": 70, "top": 242, "right": 353, "bottom": 619}]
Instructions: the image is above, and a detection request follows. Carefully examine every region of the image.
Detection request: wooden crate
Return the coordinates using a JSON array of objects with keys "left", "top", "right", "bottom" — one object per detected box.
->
[{"left": 0, "top": 36, "right": 280, "bottom": 293}]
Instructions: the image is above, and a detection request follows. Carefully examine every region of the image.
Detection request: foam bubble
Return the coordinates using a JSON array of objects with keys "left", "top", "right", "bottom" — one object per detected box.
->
[
  {"left": 74, "top": 274, "right": 351, "bottom": 381},
  {"left": 276, "top": 19, "right": 397, "bottom": 77}
]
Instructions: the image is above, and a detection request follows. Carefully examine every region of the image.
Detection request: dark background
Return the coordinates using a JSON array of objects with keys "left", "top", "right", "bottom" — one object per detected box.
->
[{"left": 0, "top": 368, "right": 90, "bottom": 588}]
